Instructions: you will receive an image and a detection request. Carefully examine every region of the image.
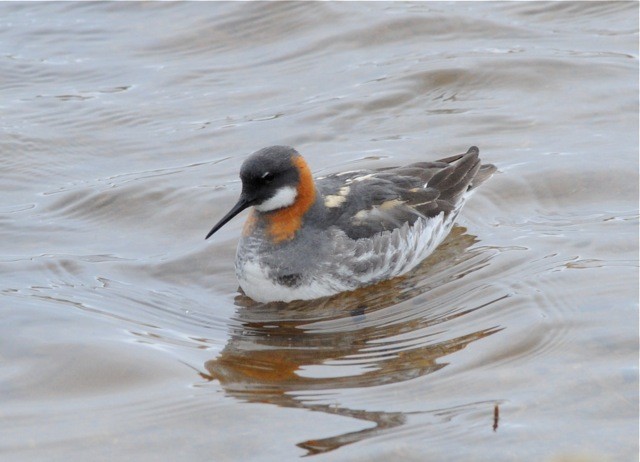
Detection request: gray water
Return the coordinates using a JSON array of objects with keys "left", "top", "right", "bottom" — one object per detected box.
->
[{"left": 1, "top": 2, "right": 638, "bottom": 461}]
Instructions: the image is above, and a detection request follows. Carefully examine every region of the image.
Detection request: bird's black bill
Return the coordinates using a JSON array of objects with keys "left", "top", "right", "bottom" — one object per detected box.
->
[{"left": 205, "top": 196, "right": 252, "bottom": 240}]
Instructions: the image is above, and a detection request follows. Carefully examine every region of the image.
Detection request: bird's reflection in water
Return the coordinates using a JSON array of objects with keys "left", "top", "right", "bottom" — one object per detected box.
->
[{"left": 201, "top": 227, "right": 504, "bottom": 455}]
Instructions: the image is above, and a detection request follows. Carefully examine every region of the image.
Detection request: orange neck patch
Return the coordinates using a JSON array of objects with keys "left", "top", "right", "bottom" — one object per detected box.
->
[{"left": 265, "top": 155, "right": 316, "bottom": 243}]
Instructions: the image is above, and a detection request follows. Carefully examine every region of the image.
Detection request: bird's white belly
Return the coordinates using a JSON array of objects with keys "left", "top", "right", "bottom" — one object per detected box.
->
[
  {"left": 237, "top": 260, "right": 350, "bottom": 303},
  {"left": 235, "top": 207, "right": 460, "bottom": 303}
]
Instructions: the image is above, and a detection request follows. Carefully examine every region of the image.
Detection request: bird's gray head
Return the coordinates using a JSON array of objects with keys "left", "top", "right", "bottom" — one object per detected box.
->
[{"left": 205, "top": 146, "right": 306, "bottom": 239}]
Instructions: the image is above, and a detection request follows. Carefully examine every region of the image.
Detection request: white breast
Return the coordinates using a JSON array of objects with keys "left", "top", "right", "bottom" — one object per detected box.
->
[
  {"left": 237, "top": 260, "right": 350, "bottom": 302},
  {"left": 235, "top": 195, "right": 469, "bottom": 303}
]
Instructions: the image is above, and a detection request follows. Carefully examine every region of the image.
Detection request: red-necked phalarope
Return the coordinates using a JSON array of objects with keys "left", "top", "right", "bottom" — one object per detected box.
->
[{"left": 206, "top": 145, "right": 495, "bottom": 302}]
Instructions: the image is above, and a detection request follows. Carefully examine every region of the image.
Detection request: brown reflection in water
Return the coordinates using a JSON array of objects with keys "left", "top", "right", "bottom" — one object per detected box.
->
[{"left": 201, "top": 227, "right": 503, "bottom": 455}]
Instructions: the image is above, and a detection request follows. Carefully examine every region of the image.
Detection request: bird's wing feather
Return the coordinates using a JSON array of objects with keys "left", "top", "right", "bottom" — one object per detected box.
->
[{"left": 315, "top": 147, "right": 489, "bottom": 240}]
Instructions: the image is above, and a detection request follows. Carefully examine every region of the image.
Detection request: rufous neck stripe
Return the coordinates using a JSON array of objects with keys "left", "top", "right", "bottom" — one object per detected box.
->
[{"left": 265, "top": 155, "right": 316, "bottom": 243}]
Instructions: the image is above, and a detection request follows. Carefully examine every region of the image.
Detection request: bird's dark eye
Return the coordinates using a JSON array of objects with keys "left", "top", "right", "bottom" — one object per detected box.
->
[{"left": 262, "top": 172, "right": 275, "bottom": 182}]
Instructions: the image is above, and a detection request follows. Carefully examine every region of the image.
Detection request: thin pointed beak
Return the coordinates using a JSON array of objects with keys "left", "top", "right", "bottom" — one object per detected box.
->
[{"left": 205, "top": 195, "right": 253, "bottom": 240}]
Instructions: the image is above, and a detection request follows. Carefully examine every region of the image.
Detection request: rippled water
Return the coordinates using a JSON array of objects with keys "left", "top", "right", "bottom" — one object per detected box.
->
[{"left": 1, "top": 2, "right": 638, "bottom": 461}]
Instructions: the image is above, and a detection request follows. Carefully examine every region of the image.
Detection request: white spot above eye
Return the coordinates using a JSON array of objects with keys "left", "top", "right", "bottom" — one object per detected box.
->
[{"left": 255, "top": 186, "right": 298, "bottom": 212}]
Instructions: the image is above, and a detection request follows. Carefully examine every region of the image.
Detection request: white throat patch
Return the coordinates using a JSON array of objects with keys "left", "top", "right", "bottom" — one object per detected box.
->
[{"left": 255, "top": 186, "right": 298, "bottom": 212}]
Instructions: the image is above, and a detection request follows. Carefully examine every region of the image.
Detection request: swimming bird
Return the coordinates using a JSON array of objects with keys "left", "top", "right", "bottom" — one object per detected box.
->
[{"left": 206, "top": 145, "right": 495, "bottom": 302}]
